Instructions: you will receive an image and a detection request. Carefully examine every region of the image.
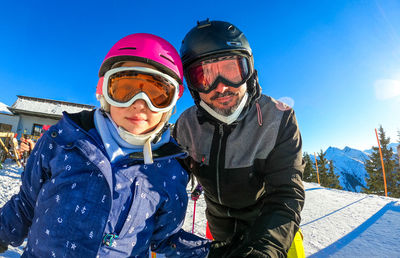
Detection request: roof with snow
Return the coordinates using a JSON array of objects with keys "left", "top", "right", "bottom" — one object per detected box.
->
[
  {"left": 8, "top": 95, "right": 95, "bottom": 119},
  {"left": 0, "top": 102, "right": 13, "bottom": 115}
]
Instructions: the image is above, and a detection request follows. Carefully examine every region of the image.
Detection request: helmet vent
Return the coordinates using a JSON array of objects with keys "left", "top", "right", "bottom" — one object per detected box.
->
[
  {"left": 197, "top": 18, "right": 211, "bottom": 29},
  {"left": 226, "top": 41, "right": 242, "bottom": 47},
  {"left": 160, "top": 54, "right": 175, "bottom": 65},
  {"left": 119, "top": 47, "right": 137, "bottom": 50}
]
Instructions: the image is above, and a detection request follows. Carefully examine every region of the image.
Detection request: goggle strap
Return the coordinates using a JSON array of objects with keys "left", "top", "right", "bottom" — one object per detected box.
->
[
  {"left": 171, "top": 105, "right": 177, "bottom": 116},
  {"left": 152, "top": 123, "right": 170, "bottom": 144}
]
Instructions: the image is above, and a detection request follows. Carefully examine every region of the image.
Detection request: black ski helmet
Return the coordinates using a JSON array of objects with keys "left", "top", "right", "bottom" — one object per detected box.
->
[
  {"left": 180, "top": 19, "right": 253, "bottom": 69},
  {"left": 180, "top": 19, "right": 259, "bottom": 105}
]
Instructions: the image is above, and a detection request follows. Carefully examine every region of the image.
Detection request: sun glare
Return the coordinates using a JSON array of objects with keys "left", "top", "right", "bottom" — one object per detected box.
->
[{"left": 374, "top": 79, "right": 400, "bottom": 100}]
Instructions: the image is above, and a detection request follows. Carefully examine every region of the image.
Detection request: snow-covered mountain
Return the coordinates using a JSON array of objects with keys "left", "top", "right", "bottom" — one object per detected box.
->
[
  {"left": 314, "top": 143, "right": 399, "bottom": 193},
  {"left": 363, "top": 142, "right": 399, "bottom": 156},
  {"left": 325, "top": 146, "right": 369, "bottom": 192}
]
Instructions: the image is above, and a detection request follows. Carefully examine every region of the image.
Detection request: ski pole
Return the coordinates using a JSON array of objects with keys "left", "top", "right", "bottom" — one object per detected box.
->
[{"left": 192, "top": 200, "right": 197, "bottom": 233}]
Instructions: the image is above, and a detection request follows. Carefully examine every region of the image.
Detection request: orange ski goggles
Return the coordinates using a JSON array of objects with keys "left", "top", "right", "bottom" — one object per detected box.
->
[{"left": 102, "top": 67, "right": 179, "bottom": 112}]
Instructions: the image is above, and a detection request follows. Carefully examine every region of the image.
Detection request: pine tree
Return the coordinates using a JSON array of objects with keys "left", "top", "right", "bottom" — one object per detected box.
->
[
  {"left": 316, "top": 151, "right": 342, "bottom": 189},
  {"left": 317, "top": 150, "right": 329, "bottom": 187},
  {"left": 392, "top": 130, "right": 400, "bottom": 197},
  {"left": 327, "top": 160, "right": 342, "bottom": 189},
  {"left": 397, "top": 130, "right": 400, "bottom": 164},
  {"left": 364, "top": 126, "right": 398, "bottom": 197},
  {"left": 303, "top": 152, "right": 317, "bottom": 183}
]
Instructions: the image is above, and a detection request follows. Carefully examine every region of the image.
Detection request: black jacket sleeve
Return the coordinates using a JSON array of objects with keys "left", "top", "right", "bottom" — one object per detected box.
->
[{"left": 231, "top": 109, "right": 305, "bottom": 257}]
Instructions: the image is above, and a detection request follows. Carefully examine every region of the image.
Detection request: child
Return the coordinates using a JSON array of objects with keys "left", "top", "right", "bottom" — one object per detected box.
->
[{"left": 0, "top": 33, "right": 211, "bottom": 257}]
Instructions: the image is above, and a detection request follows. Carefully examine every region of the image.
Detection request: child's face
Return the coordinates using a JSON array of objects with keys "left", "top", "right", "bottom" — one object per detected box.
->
[{"left": 109, "top": 61, "right": 164, "bottom": 135}]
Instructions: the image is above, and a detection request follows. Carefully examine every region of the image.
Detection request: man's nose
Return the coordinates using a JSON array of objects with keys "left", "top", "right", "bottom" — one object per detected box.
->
[{"left": 214, "top": 82, "right": 229, "bottom": 93}]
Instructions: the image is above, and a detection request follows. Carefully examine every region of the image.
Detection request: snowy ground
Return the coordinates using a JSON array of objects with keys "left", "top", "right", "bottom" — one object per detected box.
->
[
  {"left": 1, "top": 161, "right": 399, "bottom": 257},
  {"left": 0, "top": 161, "right": 25, "bottom": 257}
]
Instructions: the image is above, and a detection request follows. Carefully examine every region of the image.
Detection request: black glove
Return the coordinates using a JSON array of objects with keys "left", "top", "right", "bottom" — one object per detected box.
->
[
  {"left": 0, "top": 243, "right": 8, "bottom": 254},
  {"left": 229, "top": 248, "right": 269, "bottom": 258},
  {"left": 222, "top": 233, "right": 271, "bottom": 258},
  {"left": 207, "top": 241, "right": 229, "bottom": 258}
]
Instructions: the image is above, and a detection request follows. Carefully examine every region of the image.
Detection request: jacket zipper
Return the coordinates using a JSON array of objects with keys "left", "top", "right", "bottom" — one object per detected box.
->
[{"left": 216, "top": 124, "right": 223, "bottom": 204}]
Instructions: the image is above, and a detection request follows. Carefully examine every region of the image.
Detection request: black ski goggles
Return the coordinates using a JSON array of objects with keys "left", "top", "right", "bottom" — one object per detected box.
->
[{"left": 185, "top": 54, "right": 252, "bottom": 93}]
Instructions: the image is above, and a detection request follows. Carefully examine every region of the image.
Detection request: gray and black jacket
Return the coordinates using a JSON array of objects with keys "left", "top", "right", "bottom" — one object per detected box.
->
[{"left": 174, "top": 94, "right": 305, "bottom": 257}]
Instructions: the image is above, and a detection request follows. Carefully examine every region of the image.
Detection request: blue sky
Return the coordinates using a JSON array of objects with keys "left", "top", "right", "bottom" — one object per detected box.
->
[{"left": 1, "top": 0, "right": 399, "bottom": 153}]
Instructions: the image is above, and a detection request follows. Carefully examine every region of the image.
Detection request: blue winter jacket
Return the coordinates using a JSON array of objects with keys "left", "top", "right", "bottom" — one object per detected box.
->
[{"left": 0, "top": 111, "right": 210, "bottom": 257}]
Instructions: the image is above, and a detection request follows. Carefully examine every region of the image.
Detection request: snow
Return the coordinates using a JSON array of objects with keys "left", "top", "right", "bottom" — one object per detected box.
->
[
  {"left": 0, "top": 103, "right": 12, "bottom": 115},
  {"left": 11, "top": 97, "right": 94, "bottom": 116},
  {"left": 364, "top": 143, "right": 399, "bottom": 156},
  {"left": 1, "top": 161, "right": 399, "bottom": 257},
  {"left": 0, "top": 161, "right": 25, "bottom": 257},
  {"left": 183, "top": 182, "right": 400, "bottom": 257},
  {"left": 324, "top": 146, "right": 369, "bottom": 192}
]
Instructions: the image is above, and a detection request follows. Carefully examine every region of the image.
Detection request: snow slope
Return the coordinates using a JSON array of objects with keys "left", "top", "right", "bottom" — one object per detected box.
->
[
  {"left": 184, "top": 182, "right": 400, "bottom": 257},
  {"left": 1, "top": 161, "right": 399, "bottom": 257}
]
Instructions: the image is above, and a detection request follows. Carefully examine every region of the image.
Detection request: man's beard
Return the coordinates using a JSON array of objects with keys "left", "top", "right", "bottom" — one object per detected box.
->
[{"left": 207, "top": 91, "right": 245, "bottom": 116}]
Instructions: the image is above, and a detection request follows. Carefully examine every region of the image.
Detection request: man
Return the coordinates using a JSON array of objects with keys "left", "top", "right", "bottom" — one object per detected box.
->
[{"left": 174, "top": 19, "right": 305, "bottom": 257}]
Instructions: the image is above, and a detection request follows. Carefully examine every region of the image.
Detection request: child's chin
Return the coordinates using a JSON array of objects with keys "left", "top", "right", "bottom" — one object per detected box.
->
[{"left": 130, "top": 127, "right": 151, "bottom": 135}]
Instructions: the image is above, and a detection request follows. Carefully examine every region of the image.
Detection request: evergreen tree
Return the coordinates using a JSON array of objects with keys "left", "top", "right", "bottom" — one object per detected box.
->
[
  {"left": 397, "top": 130, "right": 400, "bottom": 164},
  {"left": 316, "top": 150, "right": 342, "bottom": 189},
  {"left": 303, "top": 152, "right": 317, "bottom": 183},
  {"left": 311, "top": 153, "right": 319, "bottom": 184},
  {"left": 392, "top": 130, "right": 400, "bottom": 197},
  {"left": 364, "top": 125, "right": 398, "bottom": 197},
  {"left": 317, "top": 150, "right": 329, "bottom": 187},
  {"left": 327, "top": 160, "right": 342, "bottom": 189}
]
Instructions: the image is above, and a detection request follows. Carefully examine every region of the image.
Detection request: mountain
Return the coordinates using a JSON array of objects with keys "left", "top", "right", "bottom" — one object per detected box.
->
[
  {"left": 363, "top": 143, "right": 399, "bottom": 156},
  {"left": 324, "top": 146, "right": 369, "bottom": 192},
  {"left": 317, "top": 143, "right": 399, "bottom": 193}
]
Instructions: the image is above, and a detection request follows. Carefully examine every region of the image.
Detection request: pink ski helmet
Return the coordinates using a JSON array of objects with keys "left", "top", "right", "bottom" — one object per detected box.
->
[{"left": 96, "top": 33, "right": 184, "bottom": 98}]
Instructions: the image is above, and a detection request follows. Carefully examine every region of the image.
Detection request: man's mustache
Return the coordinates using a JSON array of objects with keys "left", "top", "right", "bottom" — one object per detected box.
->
[{"left": 210, "top": 91, "right": 237, "bottom": 100}]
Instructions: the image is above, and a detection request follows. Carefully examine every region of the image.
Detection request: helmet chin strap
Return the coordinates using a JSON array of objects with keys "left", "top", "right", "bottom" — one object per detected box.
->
[
  {"left": 199, "top": 92, "right": 248, "bottom": 125},
  {"left": 105, "top": 109, "right": 172, "bottom": 164}
]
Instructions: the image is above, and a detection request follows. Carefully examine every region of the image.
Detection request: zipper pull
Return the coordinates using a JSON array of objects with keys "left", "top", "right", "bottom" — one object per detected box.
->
[
  {"left": 103, "top": 233, "right": 119, "bottom": 247},
  {"left": 200, "top": 156, "right": 206, "bottom": 167},
  {"left": 219, "top": 124, "right": 223, "bottom": 135}
]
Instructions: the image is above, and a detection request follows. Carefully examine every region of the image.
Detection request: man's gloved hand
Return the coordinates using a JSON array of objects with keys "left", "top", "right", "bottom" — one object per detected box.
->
[
  {"left": 207, "top": 241, "right": 229, "bottom": 258},
  {"left": 222, "top": 233, "right": 270, "bottom": 258},
  {"left": 229, "top": 248, "right": 269, "bottom": 258},
  {"left": 191, "top": 184, "right": 202, "bottom": 201},
  {"left": 0, "top": 243, "right": 8, "bottom": 254}
]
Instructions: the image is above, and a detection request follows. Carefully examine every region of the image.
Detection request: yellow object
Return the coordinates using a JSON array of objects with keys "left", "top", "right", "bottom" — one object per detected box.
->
[{"left": 288, "top": 229, "right": 305, "bottom": 258}]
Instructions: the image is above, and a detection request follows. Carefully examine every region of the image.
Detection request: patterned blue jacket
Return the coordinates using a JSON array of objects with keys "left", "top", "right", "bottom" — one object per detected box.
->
[{"left": 0, "top": 111, "right": 210, "bottom": 257}]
